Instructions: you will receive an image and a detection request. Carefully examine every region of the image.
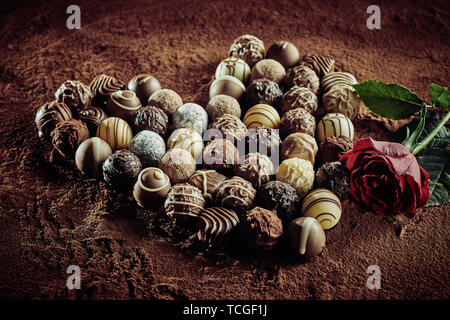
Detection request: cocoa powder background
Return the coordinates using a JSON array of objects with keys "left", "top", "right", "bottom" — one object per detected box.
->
[{"left": 0, "top": 0, "right": 449, "bottom": 299}]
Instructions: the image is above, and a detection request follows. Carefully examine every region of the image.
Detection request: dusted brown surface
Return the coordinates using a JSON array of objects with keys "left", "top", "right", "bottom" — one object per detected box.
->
[{"left": 0, "top": 0, "right": 449, "bottom": 300}]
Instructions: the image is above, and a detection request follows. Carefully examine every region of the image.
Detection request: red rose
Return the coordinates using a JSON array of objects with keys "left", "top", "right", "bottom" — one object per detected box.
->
[{"left": 340, "top": 138, "right": 429, "bottom": 216}]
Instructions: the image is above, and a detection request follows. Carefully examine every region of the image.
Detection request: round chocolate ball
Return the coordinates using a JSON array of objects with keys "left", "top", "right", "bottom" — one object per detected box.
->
[
  {"left": 318, "top": 135, "right": 353, "bottom": 164},
  {"left": 208, "top": 114, "right": 248, "bottom": 144},
  {"left": 215, "top": 57, "right": 251, "bottom": 85},
  {"left": 243, "top": 104, "right": 280, "bottom": 129},
  {"left": 245, "top": 78, "right": 283, "bottom": 110},
  {"left": 133, "top": 167, "right": 171, "bottom": 208},
  {"left": 209, "top": 75, "right": 246, "bottom": 101},
  {"left": 276, "top": 158, "right": 314, "bottom": 197},
  {"left": 315, "top": 161, "right": 350, "bottom": 200},
  {"left": 132, "top": 105, "right": 169, "bottom": 136},
  {"left": 167, "top": 128, "right": 204, "bottom": 159},
  {"left": 205, "top": 94, "right": 241, "bottom": 122},
  {"left": 158, "top": 148, "right": 196, "bottom": 184},
  {"left": 301, "top": 189, "right": 342, "bottom": 230},
  {"left": 281, "top": 132, "right": 318, "bottom": 165},
  {"left": 35, "top": 100, "right": 73, "bottom": 139},
  {"left": 215, "top": 176, "right": 256, "bottom": 212},
  {"left": 173, "top": 103, "right": 208, "bottom": 136},
  {"left": 281, "top": 86, "right": 318, "bottom": 115},
  {"left": 322, "top": 85, "right": 361, "bottom": 120},
  {"left": 75, "top": 137, "right": 113, "bottom": 178},
  {"left": 229, "top": 34, "right": 265, "bottom": 68},
  {"left": 89, "top": 74, "right": 126, "bottom": 107},
  {"left": 256, "top": 181, "right": 300, "bottom": 225},
  {"left": 148, "top": 89, "right": 183, "bottom": 116},
  {"left": 233, "top": 152, "right": 274, "bottom": 189},
  {"left": 245, "top": 127, "right": 281, "bottom": 157},
  {"left": 96, "top": 117, "right": 133, "bottom": 151},
  {"left": 78, "top": 106, "right": 108, "bottom": 136},
  {"left": 55, "top": 80, "right": 91, "bottom": 114},
  {"left": 300, "top": 54, "right": 335, "bottom": 79},
  {"left": 51, "top": 119, "right": 90, "bottom": 158},
  {"left": 240, "top": 206, "right": 283, "bottom": 251},
  {"left": 164, "top": 183, "right": 205, "bottom": 221},
  {"left": 283, "top": 65, "right": 319, "bottom": 94},
  {"left": 286, "top": 217, "right": 326, "bottom": 258},
  {"left": 127, "top": 74, "right": 161, "bottom": 103},
  {"left": 266, "top": 41, "right": 300, "bottom": 69},
  {"left": 280, "top": 107, "right": 316, "bottom": 138},
  {"left": 250, "top": 59, "right": 286, "bottom": 84},
  {"left": 128, "top": 130, "right": 166, "bottom": 167},
  {"left": 202, "top": 139, "right": 239, "bottom": 173},
  {"left": 188, "top": 169, "right": 227, "bottom": 203},
  {"left": 198, "top": 207, "right": 240, "bottom": 246},
  {"left": 321, "top": 72, "right": 357, "bottom": 94},
  {"left": 102, "top": 149, "right": 142, "bottom": 191},
  {"left": 316, "top": 113, "right": 354, "bottom": 143},
  {"left": 106, "top": 90, "right": 142, "bottom": 122}
]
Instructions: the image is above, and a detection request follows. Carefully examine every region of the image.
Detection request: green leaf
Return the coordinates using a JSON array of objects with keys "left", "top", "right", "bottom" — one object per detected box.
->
[
  {"left": 352, "top": 80, "right": 423, "bottom": 120},
  {"left": 416, "top": 149, "right": 450, "bottom": 207},
  {"left": 402, "top": 104, "right": 427, "bottom": 151},
  {"left": 429, "top": 83, "right": 450, "bottom": 109}
]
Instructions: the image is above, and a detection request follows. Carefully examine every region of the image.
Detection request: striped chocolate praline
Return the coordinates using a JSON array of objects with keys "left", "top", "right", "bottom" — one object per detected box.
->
[
  {"left": 35, "top": 100, "right": 73, "bottom": 139},
  {"left": 96, "top": 117, "right": 133, "bottom": 151},
  {"left": 301, "top": 188, "right": 342, "bottom": 230},
  {"left": 316, "top": 113, "right": 354, "bottom": 144},
  {"left": 197, "top": 207, "right": 239, "bottom": 245},
  {"left": 78, "top": 106, "right": 107, "bottom": 135},
  {"left": 300, "top": 54, "right": 335, "bottom": 79},
  {"left": 243, "top": 104, "right": 280, "bottom": 129},
  {"left": 89, "top": 74, "right": 126, "bottom": 107},
  {"left": 75, "top": 137, "right": 112, "bottom": 178}
]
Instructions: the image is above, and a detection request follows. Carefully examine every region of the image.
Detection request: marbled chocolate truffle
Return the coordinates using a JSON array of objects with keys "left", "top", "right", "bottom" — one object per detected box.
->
[
  {"left": 35, "top": 101, "right": 73, "bottom": 139},
  {"left": 215, "top": 176, "right": 256, "bottom": 212},
  {"left": 241, "top": 206, "right": 283, "bottom": 251},
  {"left": 286, "top": 217, "right": 326, "bottom": 258},
  {"left": 173, "top": 103, "right": 208, "bottom": 135},
  {"left": 188, "top": 169, "right": 227, "bottom": 203},
  {"left": 132, "top": 105, "right": 169, "bottom": 136},
  {"left": 315, "top": 161, "right": 350, "bottom": 200},
  {"left": 128, "top": 130, "right": 166, "bottom": 167},
  {"left": 266, "top": 41, "right": 300, "bottom": 69},
  {"left": 206, "top": 95, "right": 241, "bottom": 122},
  {"left": 78, "top": 106, "right": 107, "bottom": 135},
  {"left": 283, "top": 65, "right": 320, "bottom": 94},
  {"left": 276, "top": 158, "right": 314, "bottom": 197},
  {"left": 158, "top": 148, "right": 196, "bottom": 184},
  {"left": 55, "top": 80, "right": 91, "bottom": 114},
  {"left": 133, "top": 167, "right": 171, "bottom": 208},
  {"left": 245, "top": 127, "right": 281, "bottom": 157},
  {"left": 202, "top": 139, "right": 239, "bottom": 172},
  {"left": 244, "top": 78, "right": 283, "bottom": 110},
  {"left": 147, "top": 89, "right": 183, "bottom": 116},
  {"left": 75, "top": 137, "right": 112, "bottom": 178},
  {"left": 318, "top": 135, "right": 353, "bottom": 164},
  {"left": 215, "top": 57, "right": 251, "bottom": 85},
  {"left": 256, "top": 181, "right": 300, "bottom": 225},
  {"left": 167, "top": 128, "right": 204, "bottom": 159},
  {"left": 106, "top": 90, "right": 142, "bottom": 121},
  {"left": 280, "top": 107, "right": 316, "bottom": 138},
  {"left": 209, "top": 75, "right": 246, "bottom": 101},
  {"left": 281, "top": 86, "right": 318, "bottom": 115},
  {"left": 51, "top": 119, "right": 90, "bottom": 158},
  {"left": 300, "top": 54, "right": 335, "bottom": 79},
  {"left": 208, "top": 114, "right": 248, "bottom": 143},
  {"left": 127, "top": 74, "right": 161, "bottom": 103},
  {"left": 229, "top": 34, "right": 265, "bottom": 68},
  {"left": 250, "top": 59, "right": 286, "bottom": 84},
  {"left": 233, "top": 153, "right": 274, "bottom": 189},
  {"left": 102, "top": 149, "right": 142, "bottom": 191},
  {"left": 164, "top": 183, "right": 205, "bottom": 221},
  {"left": 89, "top": 74, "right": 126, "bottom": 107},
  {"left": 281, "top": 132, "right": 318, "bottom": 165},
  {"left": 323, "top": 85, "right": 361, "bottom": 120}
]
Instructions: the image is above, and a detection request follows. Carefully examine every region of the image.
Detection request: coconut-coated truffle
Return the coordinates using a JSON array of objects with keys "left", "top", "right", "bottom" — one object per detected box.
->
[
  {"left": 128, "top": 130, "right": 166, "bottom": 167},
  {"left": 147, "top": 89, "right": 183, "bottom": 116},
  {"left": 173, "top": 103, "right": 209, "bottom": 136},
  {"left": 158, "top": 148, "right": 197, "bottom": 184},
  {"left": 250, "top": 59, "right": 286, "bottom": 84},
  {"left": 205, "top": 94, "right": 241, "bottom": 122},
  {"left": 51, "top": 119, "right": 90, "bottom": 158},
  {"left": 276, "top": 158, "right": 315, "bottom": 197}
]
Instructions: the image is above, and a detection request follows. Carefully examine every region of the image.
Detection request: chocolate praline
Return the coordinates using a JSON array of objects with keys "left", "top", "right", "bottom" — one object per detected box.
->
[
  {"left": 318, "top": 135, "right": 353, "bottom": 164},
  {"left": 106, "top": 90, "right": 142, "bottom": 122},
  {"left": 127, "top": 74, "right": 161, "bottom": 103},
  {"left": 244, "top": 78, "right": 283, "bottom": 110},
  {"left": 78, "top": 106, "right": 107, "bottom": 135},
  {"left": 280, "top": 107, "right": 316, "bottom": 138},
  {"left": 132, "top": 105, "right": 168, "bottom": 136},
  {"left": 188, "top": 169, "right": 227, "bottom": 203},
  {"left": 167, "top": 128, "right": 204, "bottom": 160},
  {"left": 286, "top": 217, "right": 326, "bottom": 258},
  {"left": 102, "top": 149, "right": 142, "bottom": 191},
  {"left": 300, "top": 54, "right": 336, "bottom": 79},
  {"left": 281, "top": 86, "right": 318, "bottom": 115},
  {"left": 202, "top": 139, "right": 239, "bottom": 173},
  {"left": 55, "top": 80, "right": 92, "bottom": 114},
  {"left": 147, "top": 89, "right": 183, "bottom": 117},
  {"left": 208, "top": 114, "right": 248, "bottom": 144},
  {"left": 229, "top": 34, "right": 265, "bottom": 68},
  {"left": 215, "top": 176, "right": 256, "bottom": 212},
  {"left": 209, "top": 75, "right": 246, "bottom": 101},
  {"left": 158, "top": 148, "right": 196, "bottom": 184},
  {"left": 283, "top": 65, "right": 319, "bottom": 94},
  {"left": 164, "top": 183, "right": 205, "bottom": 222},
  {"left": 250, "top": 59, "right": 286, "bottom": 84},
  {"left": 266, "top": 41, "right": 300, "bottom": 69},
  {"left": 128, "top": 130, "right": 166, "bottom": 167},
  {"left": 198, "top": 207, "right": 240, "bottom": 246},
  {"left": 89, "top": 74, "right": 126, "bottom": 107},
  {"left": 133, "top": 167, "right": 171, "bottom": 208},
  {"left": 35, "top": 101, "right": 73, "bottom": 139},
  {"left": 233, "top": 153, "right": 274, "bottom": 189},
  {"left": 281, "top": 132, "right": 318, "bottom": 165},
  {"left": 75, "top": 137, "right": 112, "bottom": 178},
  {"left": 256, "top": 181, "right": 300, "bottom": 225},
  {"left": 173, "top": 103, "right": 208, "bottom": 136},
  {"left": 51, "top": 119, "right": 90, "bottom": 158},
  {"left": 314, "top": 161, "right": 350, "bottom": 200},
  {"left": 205, "top": 95, "right": 241, "bottom": 122}
]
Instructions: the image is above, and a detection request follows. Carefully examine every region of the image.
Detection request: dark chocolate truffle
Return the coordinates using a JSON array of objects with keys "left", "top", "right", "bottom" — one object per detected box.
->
[
  {"left": 280, "top": 107, "right": 316, "bottom": 138},
  {"left": 197, "top": 207, "right": 240, "bottom": 246},
  {"left": 35, "top": 100, "right": 73, "bottom": 139},
  {"left": 300, "top": 54, "right": 335, "bottom": 79},
  {"left": 241, "top": 206, "right": 283, "bottom": 251},
  {"left": 75, "top": 137, "right": 112, "bottom": 178},
  {"left": 89, "top": 74, "right": 126, "bottom": 107},
  {"left": 127, "top": 74, "right": 161, "bottom": 103},
  {"left": 78, "top": 106, "right": 107, "bottom": 135},
  {"left": 256, "top": 181, "right": 300, "bottom": 225},
  {"left": 208, "top": 114, "right": 248, "bottom": 144},
  {"left": 245, "top": 78, "right": 283, "bottom": 110},
  {"left": 286, "top": 217, "right": 326, "bottom": 258},
  {"left": 133, "top": 167, "right": 171, "bottom": 208},
  {"left": 233, "top": 153, "right": 274, "bottom": 189},
  {"left": 245, "top": 127, "right": 281, "bottom": 157},
  {"left": 281, "top": 86, "right": 318, "bottom": 115},
  {"left": 215, "top": 176, "right": 256, "bottom": 212},
  {"left": 164, "top": 183, "right": 205, "bottom": 221},
  {"left": 205, "top": 95, "right": 241, "bottom": 122},
  {"left": 132, "top": 105, "right": 168, "bottom": 136},
  {"left": 250, "top": 59, "right": 286, "bottom": 84},
  {"left": 229, "top": 34, "right": 265, "bottom": 68},
  {"left": 188, "top": 169, "right": 227, "bottom": 203},
  {"left": 203, "top": 139, "right": 239, "bottom": 173},
  {"left": 158, "top": 148, "right": 196, "bottom": 184},
  {"left": 318, "top": 135, "right": 353, "bottom": 164},
  {"left": 148, "top": 89, "right": 183, "bottom": 116},
  {"left": 51, "top": 119, "right": 90, "bottom": 158},
  {"left": 102, "top": 149, "right": 142, "bottom": 191},
  {"left": 266, "top": 41, "right": 300, "bottom": 69},
  {"left": 283, "top": 65, "right": 320, "bottom": 94},
  {"left": 55, "top": 80, "right": 92, "bottom": 114},
  {"left": 314, "top": 161, "right": 350, "bottom": 200}
]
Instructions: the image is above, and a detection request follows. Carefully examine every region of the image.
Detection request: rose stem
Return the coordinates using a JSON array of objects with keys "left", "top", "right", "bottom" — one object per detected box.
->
[{"left": 412, "top": 111, "right": 450, "bottom": 155}]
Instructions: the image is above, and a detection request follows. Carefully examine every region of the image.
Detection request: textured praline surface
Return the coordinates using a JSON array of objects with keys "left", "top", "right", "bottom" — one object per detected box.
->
[
  {"left": 164, "top": 183, "right": 205, "bottom": 221},
  {"left": 229, "top": 34, "right": 265, "bottom": 68},
  {"left": 314, "top": 161, "right": 350, "bottom": 200},
  {"left": 215, "top": 176, "right": 256, "bottom": 212},
  {"left": 173, "top": 103, "right": 208, "bottom": 135},
  {"left": 276, "top": 158, "right": 315, "bottom": 197},
  {"left": 55, "top": 80, "right": 92, "bottom": 114},
  {"left": 197, "top": 207, "right": 240, "bottom": 246},
  {"left": 128, "top": 130, "right": 166, "bottom": 167},
  {"left": 132, "top": 105, "right": 168, "bottom": 136},
  {"left": 244, "top": 78, "right": 283, "bottom": 110},
  {"left": 35, "top": 100, "right": 73, "bottom": 139},
  {"left": 280, "top": 107, "right": 316, "bottom": 138},
  {"left": 102, "top": 149, "right": 142, "bottom": 191},
  {"left": 233, "top": 152, "right": 274, "bottom": 189},
  {"left": 51, "top": 119, "right": 90, "bottom": 158}
]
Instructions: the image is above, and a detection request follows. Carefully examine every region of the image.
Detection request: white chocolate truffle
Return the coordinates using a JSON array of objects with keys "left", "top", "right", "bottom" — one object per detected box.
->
[
  {"left": 301, "top": 188, "right": 342, "bottom": 230},
  {"left": 215, "top": 57, "right": 251, "bottom": 84},
  {"left": 276, "top": 158, "right": 314, "bottom": 197},
  {"left": 316, "top": 113, "right": 355, "bottom": 143},
  {"left": 322, "top": 85, "right": 360, "bottom": 120},
  {"left": 167, "top": 128, "right": 204, "bottom": 159}
]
